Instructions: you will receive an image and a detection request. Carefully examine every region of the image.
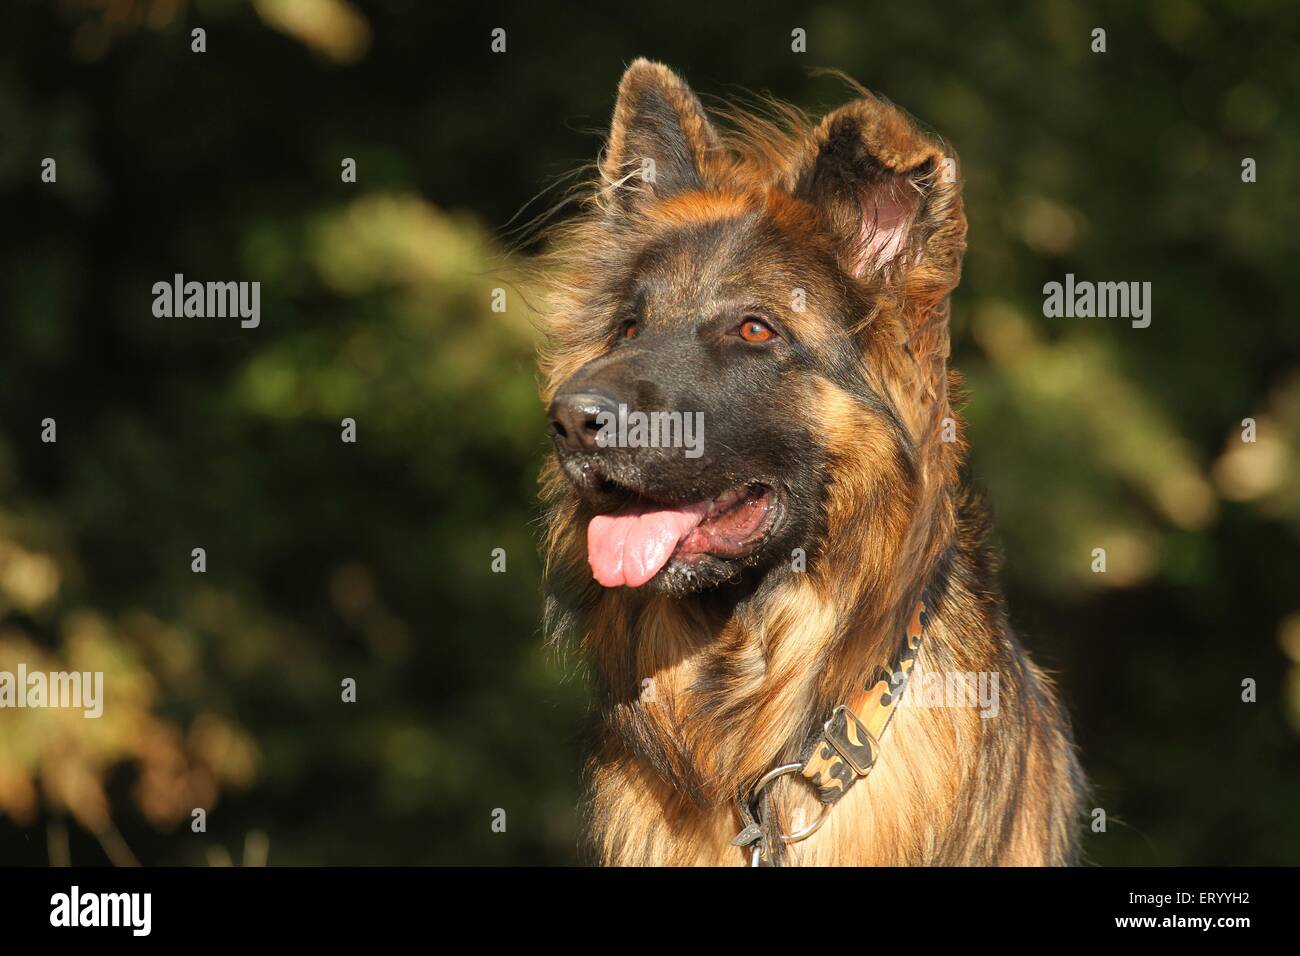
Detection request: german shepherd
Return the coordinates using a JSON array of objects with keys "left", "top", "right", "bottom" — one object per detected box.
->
[{"left": 537, "top": 59, "right": 1084, "bottom": 865}]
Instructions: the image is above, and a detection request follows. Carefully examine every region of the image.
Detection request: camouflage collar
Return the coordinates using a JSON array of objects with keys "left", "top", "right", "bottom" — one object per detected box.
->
[{"left": 732, "top": 600, "right": 928, "bottom": 866}]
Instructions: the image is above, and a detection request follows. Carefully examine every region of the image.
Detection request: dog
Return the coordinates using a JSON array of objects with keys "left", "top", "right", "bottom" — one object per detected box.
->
[{"left": 536, "top": 59, "right": 1084, "bottom": 865}]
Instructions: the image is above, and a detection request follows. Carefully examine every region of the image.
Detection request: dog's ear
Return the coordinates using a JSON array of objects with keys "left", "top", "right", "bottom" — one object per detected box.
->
[
  {"left": 792, "top": 95, "right": 966, "bottom": 302},
  {"left": 601, "top": 59, "right": 719, "bottom": 215}
]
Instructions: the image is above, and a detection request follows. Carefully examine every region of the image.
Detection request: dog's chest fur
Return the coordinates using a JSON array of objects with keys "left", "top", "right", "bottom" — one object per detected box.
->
[{"left": 583, "top": 567, "right": 1082, "bottom": 866}]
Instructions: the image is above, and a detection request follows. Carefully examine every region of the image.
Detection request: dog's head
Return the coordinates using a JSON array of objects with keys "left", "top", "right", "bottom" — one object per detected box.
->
[{"left": 541, "top": 60, "right": 966, "bottom": 602}]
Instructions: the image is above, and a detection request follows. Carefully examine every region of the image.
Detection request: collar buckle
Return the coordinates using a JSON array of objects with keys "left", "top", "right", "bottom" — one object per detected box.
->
[{"left": 821, "top": 704, "right": 880, "bottom": 777}]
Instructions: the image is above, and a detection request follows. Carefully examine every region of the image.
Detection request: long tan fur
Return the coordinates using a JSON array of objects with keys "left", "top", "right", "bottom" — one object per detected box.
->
[{"left": 535, "top": 60, "right": 1083, "bottom": 866}]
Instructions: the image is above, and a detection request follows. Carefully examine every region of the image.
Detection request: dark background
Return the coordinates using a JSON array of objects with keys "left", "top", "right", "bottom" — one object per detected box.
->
[{"left": 0, "top": 0, "right": 1297, "bottom": 865}]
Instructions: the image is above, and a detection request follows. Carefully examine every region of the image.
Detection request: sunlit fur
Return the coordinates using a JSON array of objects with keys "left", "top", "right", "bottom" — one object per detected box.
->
[{"left": 534, "top": 60, "right": 1084, "bottom": 865}]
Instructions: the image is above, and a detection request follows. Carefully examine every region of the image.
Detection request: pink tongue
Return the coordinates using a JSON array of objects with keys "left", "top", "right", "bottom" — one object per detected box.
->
[{"left": 588, "top": 501, "right": 710, "bottom": 588}]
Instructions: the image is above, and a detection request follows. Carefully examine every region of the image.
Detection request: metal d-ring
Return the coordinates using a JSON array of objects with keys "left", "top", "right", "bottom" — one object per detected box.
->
[{"left": 748, "top": 762, "right": 831, "bottom": 844}]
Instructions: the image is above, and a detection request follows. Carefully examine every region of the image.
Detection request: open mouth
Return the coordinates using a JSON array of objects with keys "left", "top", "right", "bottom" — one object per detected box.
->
[{"left": 586, "top": 483, "right": 780, "bottom": 588}]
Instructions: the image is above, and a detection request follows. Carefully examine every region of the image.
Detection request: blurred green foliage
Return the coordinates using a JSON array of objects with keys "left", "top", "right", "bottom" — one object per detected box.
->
[{"left": 0, "top": 0, "right": 1297, "bottom": 865}]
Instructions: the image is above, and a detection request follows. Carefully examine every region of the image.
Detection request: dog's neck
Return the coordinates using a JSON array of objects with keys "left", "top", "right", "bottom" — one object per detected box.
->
[{"left": 587, "top": 456, "right": 960, "bottom": 810}]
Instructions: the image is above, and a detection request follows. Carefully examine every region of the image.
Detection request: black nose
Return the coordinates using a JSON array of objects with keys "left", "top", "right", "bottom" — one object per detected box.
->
[{"left": 549, "top": 392, "right": 618, "bottom": 454}]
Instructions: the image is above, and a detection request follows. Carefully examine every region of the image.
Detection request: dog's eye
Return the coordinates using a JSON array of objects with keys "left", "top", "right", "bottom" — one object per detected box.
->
[
  {"left": 623, "top": 321, "right": 639, "bottom": 339},
  {"left": 737, "top": 317, "right": 776, "bottom": 344}
]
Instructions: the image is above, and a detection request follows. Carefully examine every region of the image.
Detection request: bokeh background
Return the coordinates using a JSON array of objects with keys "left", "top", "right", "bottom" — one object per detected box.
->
[{"left": 1, "top": 0, "right": 1298, "bottom": 866}]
